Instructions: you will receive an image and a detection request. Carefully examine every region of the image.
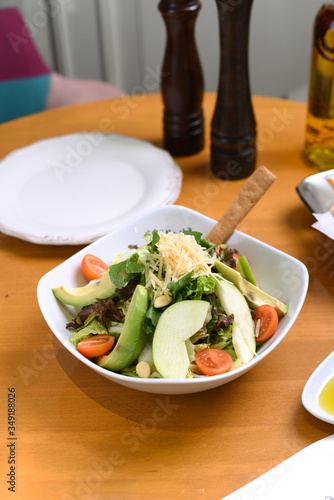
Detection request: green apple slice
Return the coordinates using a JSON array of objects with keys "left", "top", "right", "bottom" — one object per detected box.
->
[
  {"left": 152, "top": 300, "right": 210, "bottom": 379},
  {"left": 215, "top": 279, "right": 256, "bottom": 364},
  {"left": 52, "top": 271, "right": 116, "bottom": 307}
]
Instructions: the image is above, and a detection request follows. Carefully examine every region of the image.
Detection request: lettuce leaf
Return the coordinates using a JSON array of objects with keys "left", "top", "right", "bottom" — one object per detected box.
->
[
  {"left": 167, "top": 271, "right": 194, "bottom": 296},
  {"left": 69, "top": 319, "right": 108, "bottom": 346},
  {"left": 167, "top": 274, "right": 216, "bottom": 303}
]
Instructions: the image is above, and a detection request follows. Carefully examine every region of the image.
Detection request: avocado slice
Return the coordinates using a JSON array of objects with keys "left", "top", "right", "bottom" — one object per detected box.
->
[
  {"left": 152, "top": 300, "right": 210, "bottom": 379},
  {"left": 236, "top": 255, "right": 257, "bottom": 286},
  {"left": 97, "top": 284, "right": 149, "bottom": 372},
  {"left": 52, "top": 271, "right": 116, "bottom": 307},
  {"left": 215, "top": 260, "right": 288, "bottom": 317}
]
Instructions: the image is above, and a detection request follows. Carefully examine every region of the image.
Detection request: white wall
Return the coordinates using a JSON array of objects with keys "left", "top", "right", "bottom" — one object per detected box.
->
[
  {"left": 137, "top": 0, "right": 318, "bottom": 100},
  {"left": 3, "top": 0, "right": 319, "bottom": 100},
  {"left": 248, "top": 0, "right": 316, "bottom": 100}
]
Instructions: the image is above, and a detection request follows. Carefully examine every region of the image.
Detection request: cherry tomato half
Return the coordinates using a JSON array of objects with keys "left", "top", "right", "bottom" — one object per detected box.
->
[
  {"left": 77, "top": 334, "right": 115, "bottom": 358},
  {"left": 232, "top": 251, "right": 242, "bottom": 269},
  {"left": 195, "top": 349, "right": 233, "bottom": 376},
  {"left": 81, "top": 254, "right": 108, "bottom": 281},
  {"left": 233, "top": 251, "right": 242, "bottom": 262},
  {"left": 252, "top": 304, "right": 278, "bottom": 342}
]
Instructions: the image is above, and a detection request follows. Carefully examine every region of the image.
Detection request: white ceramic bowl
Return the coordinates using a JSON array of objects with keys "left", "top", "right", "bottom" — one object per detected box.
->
[{"left": 37, "top": 205, "right": 309, "bottom": 395}]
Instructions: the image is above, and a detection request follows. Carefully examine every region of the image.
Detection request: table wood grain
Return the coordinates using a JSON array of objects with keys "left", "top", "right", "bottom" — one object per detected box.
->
[{"left": 0, "top": 94, "right": 333, "bottom": 500}]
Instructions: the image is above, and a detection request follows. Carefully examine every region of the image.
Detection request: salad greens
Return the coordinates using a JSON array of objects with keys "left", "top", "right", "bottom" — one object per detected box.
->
[{"left": 63, "top": 229, "right": 285, "bottom": 378}]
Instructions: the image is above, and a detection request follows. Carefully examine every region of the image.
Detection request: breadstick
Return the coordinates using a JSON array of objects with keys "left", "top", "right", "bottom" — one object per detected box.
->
[{"left": 206, "top": 165, "right": 276, "bottom": 243}]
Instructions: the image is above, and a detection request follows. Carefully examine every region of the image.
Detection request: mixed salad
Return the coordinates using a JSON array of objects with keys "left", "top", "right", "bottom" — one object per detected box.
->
[{"left": 52, "top": 230, "right": 288, "bottom": 379}]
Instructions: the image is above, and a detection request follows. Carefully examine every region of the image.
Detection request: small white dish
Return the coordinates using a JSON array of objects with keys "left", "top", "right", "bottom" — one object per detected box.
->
[
  {"left": 37, "top": 205, "right": 309, "bottom": 395},
  {"left": 0, "top": 133, "right": 182, "bottom": 245},
  {"left": 302, "top": 351, "right": 334, "bottom": 425},
  {"left": 296, "top": 169, "right": 334, "bottom": 213}
]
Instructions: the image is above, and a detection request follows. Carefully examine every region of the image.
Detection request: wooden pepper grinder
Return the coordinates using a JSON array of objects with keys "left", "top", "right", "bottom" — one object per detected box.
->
[
  {"left": 158, "top": 0, "right": 204, "bottom": 156},
  {"left": 211, "top": 0, "right": 256, "bottom": 179}
]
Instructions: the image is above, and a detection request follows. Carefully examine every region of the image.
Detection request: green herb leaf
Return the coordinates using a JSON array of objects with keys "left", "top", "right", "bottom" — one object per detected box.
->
[
  {"left": 167, "top": 271, "right": 194, "bottom": 294},
  {"left": 108, "top": 259, "right": 128, "bottom": 288},
  {"left": 126, "top": 255, "right": 145, "bottom": 275},
  {"left": 142, "top": 302, "right": 163, "bottom": 335},
  {"left": 183, "top": 230, "right": 215, "bottom": 251},
  {"left": 109, "top": 253, "right": 145, "bottom": 289},
  {"left": 145, "top": 229, "right": 160, "bottom": 253},
  {"left": 147, "top": 302, "right": 162, "bottom": 327},
  {"left": 183, "top": 230, "right": 203, "bottom": 244}
]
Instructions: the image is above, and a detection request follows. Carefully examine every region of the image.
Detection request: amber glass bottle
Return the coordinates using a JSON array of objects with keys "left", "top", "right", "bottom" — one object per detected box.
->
[{"left": 304, "top": 2, "right": 334, "bottom": 170}]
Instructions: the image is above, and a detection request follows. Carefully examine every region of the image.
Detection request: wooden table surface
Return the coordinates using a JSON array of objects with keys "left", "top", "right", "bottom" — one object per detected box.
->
[{"left": 0, "top": 93, "right": 333, "bottom": 500}]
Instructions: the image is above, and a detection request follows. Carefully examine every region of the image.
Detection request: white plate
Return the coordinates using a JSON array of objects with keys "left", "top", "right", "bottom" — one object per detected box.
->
[
  {"left": 296, "top": 169, "right": 334, "bottom": 213},
  {"left": 302, "top": 351, "right": 334, "bottom": 425},
  {"left": 0, "top": 134, "right": 182, "bottom": 245},
  {"left": 37, "top": 205, "right": 309, "bottom": 395}
]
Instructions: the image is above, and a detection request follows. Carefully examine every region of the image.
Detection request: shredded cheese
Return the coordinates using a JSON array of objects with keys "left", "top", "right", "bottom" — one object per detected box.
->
[{"left": 144, "top": 231, "right": 214, "bottom": 300}]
